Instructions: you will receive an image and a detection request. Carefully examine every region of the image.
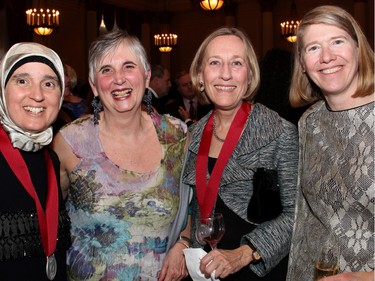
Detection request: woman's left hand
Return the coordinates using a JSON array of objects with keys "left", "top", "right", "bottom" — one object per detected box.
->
[
  {"left": 199, "top": 245, "right": 253, "bottom": 279},
  {"left": 158, "top": 242, "right": 188, "bottom": 281},
  {"left": 321, "top": 271, "right": 374, "bottom": 281}
]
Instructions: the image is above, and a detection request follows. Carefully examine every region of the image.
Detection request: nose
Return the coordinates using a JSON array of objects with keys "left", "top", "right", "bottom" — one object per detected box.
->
[
  {"left": 319, "top": 45, "right": 336, "bottom": 63},
  {"left": 114, "top": 70, "right": 126, "bottom": 85},
  {"left": 29, "top": 85, "right": 45, "bottom": 102},
  {"left": 221, "top": 63, "right": 232, "bottom": 80}
]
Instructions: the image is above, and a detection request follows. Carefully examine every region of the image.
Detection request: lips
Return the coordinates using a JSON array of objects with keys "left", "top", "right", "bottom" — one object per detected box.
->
[
  {"left": 24, "top": 106, "right": 44, "bottom": 114},
  {"left": 320, "top": 66, "right": 342, "bottom": 74},
  {"left": 215, "top": 85, "right": 236, "bottom": 91},
  {"left": 112, "top": 88, "right": 132, "bottom": 98}
]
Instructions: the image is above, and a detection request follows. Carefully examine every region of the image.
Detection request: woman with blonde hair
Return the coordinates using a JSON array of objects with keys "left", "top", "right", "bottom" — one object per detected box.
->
[
  {"left": 287, "top": 5, "right": 374, "bottom": 281},
  {"left": 184, "top": 27, "right": 298, "bottom": 280}
]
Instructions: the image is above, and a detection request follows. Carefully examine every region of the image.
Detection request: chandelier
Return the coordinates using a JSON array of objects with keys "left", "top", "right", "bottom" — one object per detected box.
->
[
  {"left": 26, "top": 0, "right": 59, "bottom": 36},
  {"left": 154, "top": 0, "right": 178, "bottom": 53},
  {"left": 154, "top": 33, "right": 178, "bottom": 52},
  {"left": 199, "top": 0, "right": 224, "bottom": 11},
  {"left": 280, "top": 0, "right": 300, "bottom": 43}
]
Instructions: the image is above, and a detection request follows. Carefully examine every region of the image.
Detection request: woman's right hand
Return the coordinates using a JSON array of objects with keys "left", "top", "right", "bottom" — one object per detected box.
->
[
  {"left": 158, "top": 242, "right": 188, "bottom": 281},
  {"left": 199, "top": 245, "right": 253, "bottom": 279}
]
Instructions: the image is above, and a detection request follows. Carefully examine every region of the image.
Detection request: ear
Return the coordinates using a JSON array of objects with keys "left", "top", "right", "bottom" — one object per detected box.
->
[
  {"left": 88, "top": 77, "right": 99, "bottom": 97},
  {"left": 197, "top": 72, "right": 203, "bottom": 84}
]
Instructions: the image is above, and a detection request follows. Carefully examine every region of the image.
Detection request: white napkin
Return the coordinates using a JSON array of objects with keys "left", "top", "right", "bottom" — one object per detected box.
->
[{"left": 183, "top": 248, "right": 219, "bottom": 281}]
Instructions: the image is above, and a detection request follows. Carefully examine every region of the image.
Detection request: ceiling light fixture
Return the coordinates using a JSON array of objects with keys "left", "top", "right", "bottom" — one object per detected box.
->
[
  {"left": 280, "top": 0, "right": 300, "bottom": 43},
  {"left": 199, "top": 0, "right": 224, "bottom": 11},
  {"left": 154, "top": 0, "right": 178, "bottom": 53},
  {"left": 26, "top": 0, "right": 59, "bottom": 36}
]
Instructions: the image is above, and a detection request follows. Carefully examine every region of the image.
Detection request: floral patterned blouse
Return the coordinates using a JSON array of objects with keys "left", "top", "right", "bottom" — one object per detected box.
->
[{"left": 60, "top": 113, "right": 187, "bottom": 281}]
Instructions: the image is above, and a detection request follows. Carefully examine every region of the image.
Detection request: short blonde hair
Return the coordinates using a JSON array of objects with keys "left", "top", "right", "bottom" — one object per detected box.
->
[
  {"left": 190, "top": 27, "right": 260, "bottom": 104},
  {"left": 290, "top": 5, "right": 374, "bottom": 107}
]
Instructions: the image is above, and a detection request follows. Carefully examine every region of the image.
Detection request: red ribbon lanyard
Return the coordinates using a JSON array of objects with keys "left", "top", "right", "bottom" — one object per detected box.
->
[
  {"left": 0, "top": 127, "right": 58, "bottom": 257},
  {"left": 196, "top": 102, "right": 251, "bottom": 218}
]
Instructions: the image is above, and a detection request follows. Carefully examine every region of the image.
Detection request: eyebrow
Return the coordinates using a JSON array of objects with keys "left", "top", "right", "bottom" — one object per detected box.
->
[
  {"left": 305, "top": 35, "right": 348, "bottom": 46},
  {"left": 98, "top": 61, "right": 138, "bottom": 71},
  {"left": 11, "top": 72, "right": 59, "bottom": 82}
]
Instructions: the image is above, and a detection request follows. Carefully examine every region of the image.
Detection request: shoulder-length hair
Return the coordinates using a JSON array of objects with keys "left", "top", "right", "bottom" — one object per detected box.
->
[
  {"left": 190, "top": 27, "right": 260, "bottom": 104},
  {"left": 290, "top": 5, "right": 374, "bottom": 107},
  {"left": 88, "top": 29, "right": 150, "bottom": 84}
]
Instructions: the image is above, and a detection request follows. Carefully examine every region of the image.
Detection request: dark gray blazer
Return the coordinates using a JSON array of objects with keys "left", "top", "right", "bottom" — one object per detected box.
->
[{"left": 182, "top": 103, "right": 299, "bottom": 277}]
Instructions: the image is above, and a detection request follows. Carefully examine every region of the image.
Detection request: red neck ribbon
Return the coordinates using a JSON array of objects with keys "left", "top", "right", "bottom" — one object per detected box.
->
[
  {"left": 0, "top": 127, "right": 58, "bottom": 257},
  {"left": 196, "top": 101, "right": 251, "bottom": 219}
]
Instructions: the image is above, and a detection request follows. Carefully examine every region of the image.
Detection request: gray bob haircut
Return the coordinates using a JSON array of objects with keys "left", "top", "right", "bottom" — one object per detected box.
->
[{"left": 88, "top": 29, "right": 150, "bottom": 84}]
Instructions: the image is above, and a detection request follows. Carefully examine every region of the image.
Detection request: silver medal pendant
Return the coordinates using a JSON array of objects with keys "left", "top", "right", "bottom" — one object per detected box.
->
[{"left": 46, "top": 254, "right": 57, "bottom": 280}]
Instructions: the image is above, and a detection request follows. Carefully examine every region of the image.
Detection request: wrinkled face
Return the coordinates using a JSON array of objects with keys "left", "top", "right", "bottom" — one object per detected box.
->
[
  {"left": 199, "top": 35, "right": 249, "bottom": 110},
  {"left": 90, "top": 42, "right": 150, "bottom": 114},
  {"left": 5, "top": 62, "right": 61, "bottom": 133},
  {"left": 301, "top": 24, "right": 359, "bottom": 98},
  {"left": 177, "top": 73, "right": 195, "bottom": 99}
]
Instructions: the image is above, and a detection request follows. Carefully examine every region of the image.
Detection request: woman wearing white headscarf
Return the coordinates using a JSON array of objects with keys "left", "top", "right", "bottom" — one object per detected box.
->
[{"left": 0, "top": 42, "right": 71, "bottom": 280}]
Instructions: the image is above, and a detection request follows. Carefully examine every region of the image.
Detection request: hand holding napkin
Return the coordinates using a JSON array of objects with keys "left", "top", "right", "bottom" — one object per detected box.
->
[{"left": 183, "top": 248, "right": 219, "bottom": 281}]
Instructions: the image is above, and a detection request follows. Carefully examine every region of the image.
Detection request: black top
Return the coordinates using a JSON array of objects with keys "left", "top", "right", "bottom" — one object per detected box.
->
[
  {"left": 207, "top": 157, "right": 288, "bottom": 281},
  {"left": 0, "top": 147, "right": 71, "bottom": 281}
]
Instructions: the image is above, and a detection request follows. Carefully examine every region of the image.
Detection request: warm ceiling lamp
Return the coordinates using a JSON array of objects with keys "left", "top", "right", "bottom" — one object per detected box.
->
[
  {"left": 280, "top": 0, "right": 300, "bottom": 43},
  {"left": 154, "top": 0, "right": 178, "bottom": 53},
  {"left": 99, "top": 15, "right": 108, "bottom": 35},
  {"left": 154, "top": 33, "right": 178, "bottom": 53},
  {"left": 200, "top": 0, "right": 224, "bottom": 11},
  {"left": 26, "top": 3, "right": 60, "bottom": 36}
]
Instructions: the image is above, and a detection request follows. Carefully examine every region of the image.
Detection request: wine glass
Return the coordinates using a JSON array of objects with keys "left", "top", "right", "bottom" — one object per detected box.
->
[
  {"left": 314, "top": 234, "right": 340, "bottom": 280},
  {"left": 196, "top": 213, "right": 225, "bottom": 250}
]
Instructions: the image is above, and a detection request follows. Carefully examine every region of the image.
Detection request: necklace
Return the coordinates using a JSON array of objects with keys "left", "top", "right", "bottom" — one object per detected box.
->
[{"left": 213, "top": 114, "right": 225, "bottom": 143}]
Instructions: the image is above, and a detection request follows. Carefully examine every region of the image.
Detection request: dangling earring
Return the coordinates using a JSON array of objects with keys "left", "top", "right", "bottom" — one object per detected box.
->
[
  {"left": 199, "top": 82, "right": 204, "bottom": 92},
  {"left": 91, "top": 96, "right": 102, "bottom": 125},
  {"left": 143, "top": 88, "right": 153, "bottom": 114}
]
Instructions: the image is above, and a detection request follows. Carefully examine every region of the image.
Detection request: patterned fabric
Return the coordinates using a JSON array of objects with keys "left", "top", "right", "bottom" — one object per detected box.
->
[
  {"left": 183, "top": 103, "right": 299, "bottom": 277},
  {"left": 287, "top": 101, "right": 375, "bottom": 281},
  {"left": 0, "top": 209, "right": 71, "bottom": 261},
  {"left": 60, "top": 114, "right": 187, "bottom": 281}
]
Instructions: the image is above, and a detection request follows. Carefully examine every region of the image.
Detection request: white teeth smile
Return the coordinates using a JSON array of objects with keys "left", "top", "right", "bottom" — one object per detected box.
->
[
  {"left": 112, "top": 89, "right": 132, "bottom": 97},
  {"left": 321, "top": 66, "right": 342, "bottom": 74},
  {"left": 215, "top": 85, "right": 236, "bottom": 91},
  {"left": 24, "top": 106, "right": 44, "bottom": 114}
]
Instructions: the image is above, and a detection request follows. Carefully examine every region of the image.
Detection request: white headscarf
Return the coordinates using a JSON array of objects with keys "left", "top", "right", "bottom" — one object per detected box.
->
[{"left": 0, "top": 42, "right": 65, "bottom": 151}]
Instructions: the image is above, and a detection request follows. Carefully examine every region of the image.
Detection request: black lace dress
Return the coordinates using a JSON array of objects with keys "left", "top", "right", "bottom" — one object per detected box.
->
[{"left": 0, "top": 148, "right": 71, "bottom": 281}]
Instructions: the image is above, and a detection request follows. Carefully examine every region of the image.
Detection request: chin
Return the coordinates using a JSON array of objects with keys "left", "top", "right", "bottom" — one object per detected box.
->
[{"left": 20, "top": 125, "right": 51, "bottom": 134}]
